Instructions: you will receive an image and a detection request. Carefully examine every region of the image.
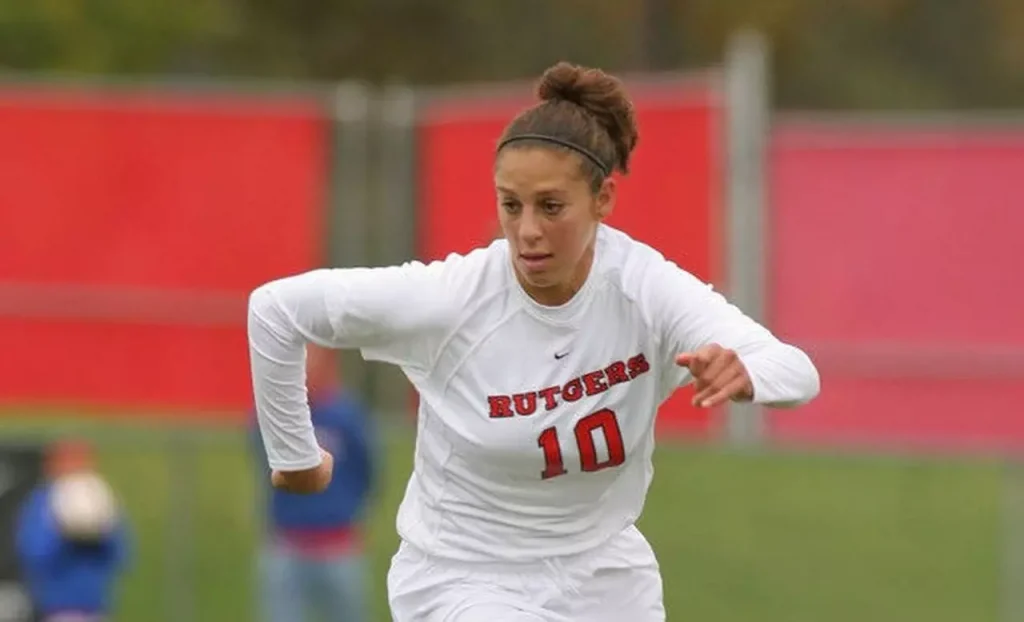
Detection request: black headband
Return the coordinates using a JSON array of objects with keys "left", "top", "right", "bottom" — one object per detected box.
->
[{"left": 497, "top": 134, "right": 611, "bottom": 177}]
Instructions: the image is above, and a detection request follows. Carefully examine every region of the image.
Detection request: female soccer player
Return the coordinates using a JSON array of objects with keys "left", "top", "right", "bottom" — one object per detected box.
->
[{"left": 248, "top": 61, "right": 820, "bottom": 621}]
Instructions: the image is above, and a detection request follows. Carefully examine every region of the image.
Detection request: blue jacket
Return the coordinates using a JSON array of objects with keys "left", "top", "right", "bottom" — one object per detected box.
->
[
  {"left": 15, "top": 484, "right": 130, "bottom": 616},
  {"left": 252, "top": 389, "right": 376, "bottom": 532}
]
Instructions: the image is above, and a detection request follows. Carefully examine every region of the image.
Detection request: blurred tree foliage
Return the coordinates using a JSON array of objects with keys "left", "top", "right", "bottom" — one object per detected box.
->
[{"left": 1, "top": 0, "right": 1022, "bottom": 109}]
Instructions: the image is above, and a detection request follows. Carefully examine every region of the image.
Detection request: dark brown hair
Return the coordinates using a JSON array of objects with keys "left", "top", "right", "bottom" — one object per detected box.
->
[{"left": 497, "top": 62, "right": 640, "bottom": 191}]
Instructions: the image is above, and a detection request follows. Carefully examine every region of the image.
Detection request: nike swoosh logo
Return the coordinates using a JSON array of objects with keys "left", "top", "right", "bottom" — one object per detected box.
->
[{"left": 554, "top": 351, "right": 570, "bottom": 360}]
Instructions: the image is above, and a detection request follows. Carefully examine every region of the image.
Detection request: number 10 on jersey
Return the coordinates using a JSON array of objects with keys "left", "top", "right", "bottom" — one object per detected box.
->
[{"left": 536, "top": 408, "right": 626, "bottom": 479}]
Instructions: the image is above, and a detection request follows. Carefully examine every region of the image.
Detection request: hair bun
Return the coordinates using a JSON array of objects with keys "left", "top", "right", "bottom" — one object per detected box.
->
[
  {"left": 535, "top": 61, "right": 639, "bottom": 173},
  {"left": 536, "top": 62, "right": 590, "bottom": 106}
]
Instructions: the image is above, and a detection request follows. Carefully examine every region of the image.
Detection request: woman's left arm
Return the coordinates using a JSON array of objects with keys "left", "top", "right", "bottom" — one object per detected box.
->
[{"left": 644, "top": 259, "right": 820, "bottom": 409}]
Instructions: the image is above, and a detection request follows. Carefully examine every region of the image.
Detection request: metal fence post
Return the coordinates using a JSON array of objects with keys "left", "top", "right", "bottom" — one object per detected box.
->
[
  {"left": 1002, "top": 460, "right": 1024, "bottom": 622},
  {"left": 375, "top": 83, "right": 418, "bottom": 267},
  {"left": 723, "top": 29, "right": 771, "bottom": 448},
  {"left": 328, "top": 82, "right": 373, "bottom": 400},
  {"left": 370, "top": 83, "right": 419, "bottom": 420},
  {"left": 166, "top": 432, "right": 196, "bottom": 622}
]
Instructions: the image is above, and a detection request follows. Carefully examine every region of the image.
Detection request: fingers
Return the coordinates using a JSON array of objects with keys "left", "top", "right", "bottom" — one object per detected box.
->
[
  {"left": 271, "top": 470, "right": 286, "bottom": 488},
  {"left": 695, "top": 348, "right": 732, "bottom": 388},
  {"left": 675, "top": 345, "right": 718, "bottom": 373},
  {"left": 270, "top": 448, "right": 334, "bottom": 494},
  {"left": 679, "top": 346, "right": 720, "bottom": 368},
  {"left": 677, "top": 345, "right": 753, "bottom": 408},
  {"left": 692, "top": 369, "right": 748, "bottom": 408}
]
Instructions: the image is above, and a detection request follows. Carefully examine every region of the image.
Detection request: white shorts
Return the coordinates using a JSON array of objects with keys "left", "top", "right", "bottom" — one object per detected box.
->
[{"left": 387, "top": 525, "right": 665, "bottom": 622}]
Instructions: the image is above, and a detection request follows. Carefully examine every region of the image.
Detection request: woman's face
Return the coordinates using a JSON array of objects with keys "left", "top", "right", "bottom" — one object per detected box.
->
[{"left": 495, "top": 147, "right": 615, "bottom": 306}]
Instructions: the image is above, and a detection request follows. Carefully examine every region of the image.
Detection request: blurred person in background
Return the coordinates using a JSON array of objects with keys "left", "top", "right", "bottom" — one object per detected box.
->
[
  {"left": 251, "top": 344, "right": 376, "bottom": 622},
  {"left": 15, "top": 440, "right": 130, "bottom": 622},
  {"left": 248, "top": 61, "right": 819, "bottom": 621}
]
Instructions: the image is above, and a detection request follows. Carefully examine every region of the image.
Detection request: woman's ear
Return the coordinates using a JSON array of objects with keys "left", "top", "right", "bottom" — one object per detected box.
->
[{"left": 594, "top": 177, "right": 616, "bottom": 221}]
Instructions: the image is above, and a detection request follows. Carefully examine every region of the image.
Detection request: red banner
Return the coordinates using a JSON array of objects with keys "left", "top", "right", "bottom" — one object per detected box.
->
[
  {"left": 0, "top": 88, "right": 328, "bottom": 417},
  {"left": 417, "top": 76, "right": 723, "bottom": 436},
  {"left": 766, "top": 120, "right": 1024, "bottom": 452}
]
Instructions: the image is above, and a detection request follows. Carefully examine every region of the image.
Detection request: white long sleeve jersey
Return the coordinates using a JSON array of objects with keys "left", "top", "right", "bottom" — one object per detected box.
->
[{"left": 248, "top": 225, "right": 819, "bottom": 563}]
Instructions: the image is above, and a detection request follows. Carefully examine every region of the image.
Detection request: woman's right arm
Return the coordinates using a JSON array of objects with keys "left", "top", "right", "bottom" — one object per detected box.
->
[{"left": 247, "top": 261, "right": 454, "bottom": 490}]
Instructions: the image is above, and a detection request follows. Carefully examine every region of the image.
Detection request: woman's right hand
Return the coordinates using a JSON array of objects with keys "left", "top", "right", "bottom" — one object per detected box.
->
[{"left": 271, "top": 447, "right": 334, "bottom": 494}]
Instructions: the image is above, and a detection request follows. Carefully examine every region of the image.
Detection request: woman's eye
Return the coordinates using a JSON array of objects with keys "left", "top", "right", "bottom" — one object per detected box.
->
[
  {"left": 501, "top": 200, "right": 520, "bottom": 213},
  {"left": 542, "top": 202, "right": 563, "bottom": 214}
]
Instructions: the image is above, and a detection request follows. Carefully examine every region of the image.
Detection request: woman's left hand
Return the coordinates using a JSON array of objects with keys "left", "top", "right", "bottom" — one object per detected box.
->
[{"left": 675, "top": 344, "right": 754, "bottom": 408}]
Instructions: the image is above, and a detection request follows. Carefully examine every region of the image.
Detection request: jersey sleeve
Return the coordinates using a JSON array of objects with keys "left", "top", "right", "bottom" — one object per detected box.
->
[
  {"left": 247, "top": 260, "right": 457, "bottom": 471},
  {"left": 640, "top": 257, "right": 820, "bottom": 408}
]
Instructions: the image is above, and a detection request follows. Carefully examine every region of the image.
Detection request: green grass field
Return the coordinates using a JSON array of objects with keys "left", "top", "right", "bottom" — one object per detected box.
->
[{"left": 0, "top": 417, "right": 1006, "bottom": 622}]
